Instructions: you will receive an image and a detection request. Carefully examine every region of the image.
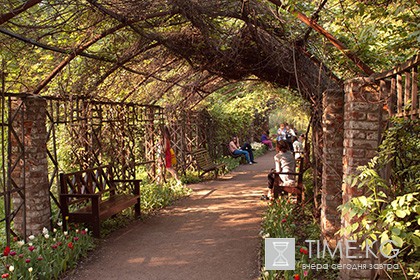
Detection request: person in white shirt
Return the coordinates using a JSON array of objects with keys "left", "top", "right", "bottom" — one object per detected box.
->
[
  {"left": 262, "top": 140, "right": 296, "bottom": 200},
  {"left": 293, "top": 134, "right": 305, "bottom": 160}
]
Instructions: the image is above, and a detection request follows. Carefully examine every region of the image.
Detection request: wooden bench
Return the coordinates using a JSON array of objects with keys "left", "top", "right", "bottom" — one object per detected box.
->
[
  {"left": 59, "top": 165, "right": 141, "bottom": 238},
  {"left": 272, "top": 158, "right": 305, "bottom": 203},
  {"left": 192, "top": 148, "right": 226, "bottom": 178}
]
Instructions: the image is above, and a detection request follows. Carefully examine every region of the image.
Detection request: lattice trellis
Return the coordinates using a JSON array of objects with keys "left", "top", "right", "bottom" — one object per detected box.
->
[
  {"left": 166, "top": 109, "right": 218, "bottom": 175},
  {"left": 0, "top": 93, "right": 164, "bottom": 243}
]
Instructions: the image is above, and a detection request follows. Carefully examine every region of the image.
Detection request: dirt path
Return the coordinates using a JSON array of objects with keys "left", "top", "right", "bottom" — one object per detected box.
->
[{"left": 64, "top": 151, "right": 276, "bottom": 280}]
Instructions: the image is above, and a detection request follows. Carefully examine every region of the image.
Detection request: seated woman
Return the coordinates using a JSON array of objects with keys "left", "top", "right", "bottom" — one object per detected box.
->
[
  {"left": 261, "top": 130, "right": 273, "bottom": 150},
  {"left": 262, "top": 140, "right": 296, "bottom": 200},
  {"left": 228, "top": 136, "right": 256, "bottom": 164},
  {"left": 274, "top": 140, "right": 296, "bottom": 185}
]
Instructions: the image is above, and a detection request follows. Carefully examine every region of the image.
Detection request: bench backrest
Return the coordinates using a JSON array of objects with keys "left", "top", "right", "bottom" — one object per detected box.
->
[
  {"left": 192, "top": 149, "right": 216, "bottom": 170},
  {"left": 60, "top": 165, "right": 116, "bottom": 197}
]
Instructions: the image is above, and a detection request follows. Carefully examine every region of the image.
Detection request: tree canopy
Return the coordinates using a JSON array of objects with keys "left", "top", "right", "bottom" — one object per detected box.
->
[{"left": 0, "top": 0, "right": 418, "bottom": 107}]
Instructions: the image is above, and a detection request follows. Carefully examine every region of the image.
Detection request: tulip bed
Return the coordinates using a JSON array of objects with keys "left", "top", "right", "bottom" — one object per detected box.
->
[
  {"left": 0, "top": 225, "right": 94, "bottom": 280},
  {"left": 259, "top": 198, "right": 338, "bottom": 280}
]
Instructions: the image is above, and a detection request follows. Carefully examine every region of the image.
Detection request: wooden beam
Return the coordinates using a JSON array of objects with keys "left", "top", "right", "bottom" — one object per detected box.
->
[
  {"left": 412, "top": 66, "right": 418, "bottom": 120},
  {"left": 0, "top": 0, "right": 42, "bottom": 25},
  {"left": 373, "top": 54, "right": 420, "bottom": 80}
]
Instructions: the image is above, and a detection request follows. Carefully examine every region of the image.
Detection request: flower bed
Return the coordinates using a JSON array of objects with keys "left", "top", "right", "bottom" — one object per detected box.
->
[
  {"left": 1, "top": 224, "right": 94, "bottom": 279},
  {"left": 259, "top": 198, "right": 338, "bottom": 280}
]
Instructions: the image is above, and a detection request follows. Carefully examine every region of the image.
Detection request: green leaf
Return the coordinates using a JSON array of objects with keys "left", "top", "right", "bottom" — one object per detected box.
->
[
  {"left": 406, "top": 193, "right": 413, "bottom": 202},
  {"left": 411, "top": 235, "right": 420, "bottom": 246},
  {"left": 395, "top": 210, "right": 407, "bottom": 218},
  {"left": 391, "top": 228, "right": 401, "bottom": 235},
  {"left": 352, "top": 222, "right": 360, "bottom": 232},
  {"left": 392, "top": 235, "right": 404, "bottom": 247},
  {"left": 399, "top": 196, "right": 406, "bottom": 207},
  {"left": 359, "top": 196, "right": 368, "bottom": 206},
  {"left": 381, "top": 243, "right": 393, "bottom": 257},
  {"left": 381, "top": 232, "right": 389, "bottom": 244},
  {"left": 378, "top": 191, "right": 388, "bottom": 198},
  {"left": 391, "top": 200, "right": 398, "bottom": 209}
]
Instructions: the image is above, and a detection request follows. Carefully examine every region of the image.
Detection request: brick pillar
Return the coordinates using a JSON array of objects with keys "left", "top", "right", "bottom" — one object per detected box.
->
[
  {"left": 340, "top": 77, "right": 387, "bottom": 279},
  {"left": 11, "top": 96, "right": 51, "bottom": 237},
  {"left": 321, "top": 89, "right": 344, "bottom": 247}
]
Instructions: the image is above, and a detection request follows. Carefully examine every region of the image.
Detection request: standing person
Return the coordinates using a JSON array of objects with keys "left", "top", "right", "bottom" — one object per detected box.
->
[
  {"left": 276, "top": 123, "right": 286, "bottom": 142},
  {"left": 293, "top": 134, "right": 305, "bottom": 160},
  {"left": 289, "top": 124, "right": 298, "bottom": 137},
  {"left": 261, "top": 130, "right": 273, "bottom": 150},
  {"left": 163, "top": 126, "right": 180, "bottom": 182},
  {"left": 284, "top": 124, "right": 294, "bottom": 151},
  {"left": 228, "top": 136, "right": 256, "bottom": 164}
]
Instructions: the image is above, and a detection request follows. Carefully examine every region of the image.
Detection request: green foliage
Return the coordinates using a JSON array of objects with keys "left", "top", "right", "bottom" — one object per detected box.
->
[
  {"left": 339, "top": 117, "right": 420, "bottom": 279},
  {"left": 201, "top": 81, "right": 310, "bottom": 144},
  {"left": 139, "top": 181, "right": 192, "bottom": 216},
  {"left": 318, "top": 0, "right": 419, "bottom": 76},
  {"left": 268, "top": 88, "right": 310, "bottom": 135}
]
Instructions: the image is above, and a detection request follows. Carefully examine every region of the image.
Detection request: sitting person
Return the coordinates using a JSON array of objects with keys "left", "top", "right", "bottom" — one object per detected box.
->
[
  {"left": 228, "top": 136, "right": 256, "bottom": 164},
  {"left": 262, "top": 140, "right": 296, "bottom": 200},
  {"left": 261, "top": 130, "right": 273, "bottom": 150}
]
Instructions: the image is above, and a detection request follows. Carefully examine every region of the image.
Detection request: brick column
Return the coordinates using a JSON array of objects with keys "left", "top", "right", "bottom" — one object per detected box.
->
[
  {"left": 340, "top": 77, "right": 387, "bottom": 279},
  {"left": 321, "top": 89, "right": 344, "bottom": 247},
  {"left": 11, "top": 96, "right": 51, "bottom": 237}
]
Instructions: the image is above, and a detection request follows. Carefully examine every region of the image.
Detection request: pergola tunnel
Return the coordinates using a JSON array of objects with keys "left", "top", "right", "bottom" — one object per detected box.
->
[
  {"left": 0, "top": 1, "right": 419, "bottom": 278},
  {"left": 0, "top": 53, "right": 418, "bottom": 279}
]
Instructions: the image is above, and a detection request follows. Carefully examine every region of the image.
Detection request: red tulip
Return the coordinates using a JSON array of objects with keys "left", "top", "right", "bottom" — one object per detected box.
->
[
  {"left": 299, "top": 247, "right": 308, "bottom": 255},
  {"left": 3, "top": 246, "right": 10, "bottom": 256}
]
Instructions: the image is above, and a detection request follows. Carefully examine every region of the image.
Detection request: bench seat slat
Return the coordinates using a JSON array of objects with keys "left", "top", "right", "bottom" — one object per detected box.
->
[{"left": 71, "top": 194, "right": 139, "bottom": 220}]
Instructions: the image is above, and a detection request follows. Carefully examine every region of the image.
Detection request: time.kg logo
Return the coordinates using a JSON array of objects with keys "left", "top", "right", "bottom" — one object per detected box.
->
[{"left": 265, "top": 238, "right": 295, "bottom": 270}]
